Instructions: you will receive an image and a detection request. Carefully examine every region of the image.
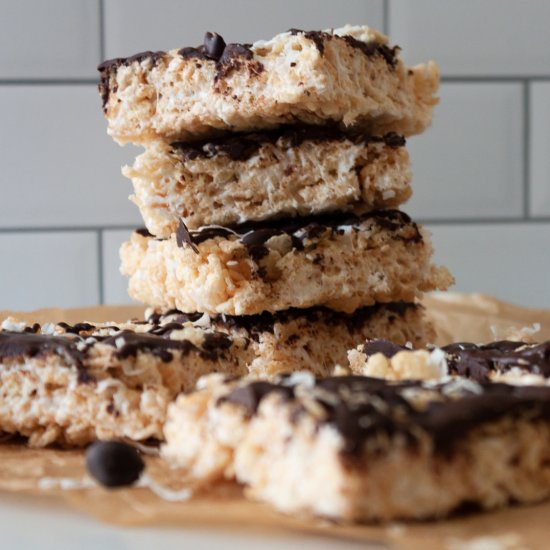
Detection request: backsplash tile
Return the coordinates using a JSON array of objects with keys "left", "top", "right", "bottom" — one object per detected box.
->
[
  {"left": 529, "top": 83, "right": 550, "bottom": 217},
  {"left": 0, "top": 232, "right": 99, "bottom": 311},
  {"left": 0, "top": 85, "right": 141, "bottom": 228},
  {"left": 428, "top": 223, "right": 550, "bottom": 309},
  {"left": 0, "top": 0, "right": 100, "bottom": 79},
  {"left": 104, "top": 0, "right": 383, "bottom": 57},
  {"left": 389, "top": 0, "right": 550, "bottom": 76},
  {"left": 406, "top": 83, "right": 524, "bottom": 220},
  {"left": 102, "top": 230, "right": 137, "bottom": 305}
]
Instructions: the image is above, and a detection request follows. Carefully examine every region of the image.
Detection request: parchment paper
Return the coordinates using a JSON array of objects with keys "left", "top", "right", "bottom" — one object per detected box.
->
[{"left": 1, "top": 292, "right": 549, "bottom": 549}]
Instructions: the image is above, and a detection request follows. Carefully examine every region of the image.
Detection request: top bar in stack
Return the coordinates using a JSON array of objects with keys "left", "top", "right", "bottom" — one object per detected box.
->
[{"left": 99, "top": 25, "right": 439, "bottom": 145}]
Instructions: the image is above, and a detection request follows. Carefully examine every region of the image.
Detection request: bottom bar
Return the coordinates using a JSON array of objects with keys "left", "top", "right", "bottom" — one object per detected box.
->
[
  {"left": 0, "top": 302, "right": 430, "bottom": 447},
  {"left": 163, "top": 372, "right": 550, "bottom": 522},
  {"left": 147, "top": 301, "right": 434, "bottom": 378}
]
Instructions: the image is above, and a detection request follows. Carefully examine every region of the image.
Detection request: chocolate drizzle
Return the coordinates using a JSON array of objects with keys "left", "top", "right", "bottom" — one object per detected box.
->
[
  {"left": 168, "top": 209, "right": 422, "bottom": 258},
  {"left": 362, "top": 339, "right": 550, "bottom": 382},
  {"left": 222, "top": 375, "right": 550, "bottom": 456},
  {"left": 0, "top": 321, "right": 238, "bottom": 379},
  {"left": 0, "top": 331, "right": 91, "bottom": 383},
  {"left": 171, "top": 127, "right": 405, "bottom": 163},
  {"left": 148, "top": 302, "right": 417, "bottom": 342}
]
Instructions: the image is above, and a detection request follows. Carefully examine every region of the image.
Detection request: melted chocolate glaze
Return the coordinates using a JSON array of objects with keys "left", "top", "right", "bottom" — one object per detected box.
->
[
  {"left": 171, "top": 127, "right": 405, "bottom": 162},
  {"left": 0, "top": 322, "right": 237, "bottom": 380},
  {"left": 362, "top": 339, "right": 550, "bottom": 382},
  {"left": 98, "top": 29, "right": 398, "bottom": 110},
  {"left": 288, "top": 29, "right": 399, "bottom": 67},
  {"left": 147, "top": 302, "right": 416, "bottom": 342},
  {"left": 222, "top": 375, "right": 550, "bottom": 455},
  {"left": 170, "top": 209, "right": 422, "bottom": 256},
  {"left": 0, "top": 331, "right": 91, "bottom": 383}
]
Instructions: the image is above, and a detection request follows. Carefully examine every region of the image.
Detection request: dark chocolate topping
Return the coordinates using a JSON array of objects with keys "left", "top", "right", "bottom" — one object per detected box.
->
[
  {"left": 169, "top": 209, "right": 421, "bottom": 258},
  {"left": 57, "top": 322, "right": 96, "bottom": 335},
  {"left": 442, "top": 341, "right": 550, "bottom": 381},
  {"left": 149, "top": 302, "right": 417, "bottom": 341},
  {"left": 361, "top": 339, "right": 406, "bottom": 359},
  {"left": 361, "top": 339, "right": 550, "bottom": 382},
  {"left": 0, "top": 331, "right": 83, "bottom": 364},
  {"left": 170, "top": 126, "right": 405, "bottom": 162},
  {"left": 340, "top": 35, "right": 399, "bottom": 68},
  {"left": 222, "top": 381, "right": 294, "bottom": 414},
  {"left": 289, "top": 28, "right": 399, "bottom": 67},
  {"left": 222, "top": 375, "right": 550, "bottom": 456},
  {"left": 102, "top": 331, "right": 199, "bottom": 363},
  {"left": 135, "top": 227, "right": 153, "bottom": 238},
  {"left": 97, "top": 50, "right": 165, "bottom": 110},
  {"left": 0, "top": 331, "right": 92, "bottom": 384},
  {"left": 289, "top": 29, "right": 327, "bottom": 54},
  {"left": 98, "top": 29, "right": 399, "bottom": 110},
  {"left": 176, "top": 219, "right": 199, "bottom": 254},
  {"left": 86, "top": 441, "right": 144, "bottom": 488},
  {"left": 0, "top": 321, "right": 237, "bottom": 379}
]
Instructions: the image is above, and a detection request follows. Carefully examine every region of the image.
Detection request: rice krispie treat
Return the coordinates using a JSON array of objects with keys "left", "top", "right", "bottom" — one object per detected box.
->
[
  {"left": 98, "top": 26, "right": 439, "bottom": 144},
  {"left": 120, "top": 210, "right": 453, "bottom": 315},
  {"left": 163, "top": 373, "right": 550, "bottom": 522},
  {"left": 126, "top": 129, "right": 411, "bottom": 235},
  {"left": 0, "top": 318, "right": 251, "bottom": 446},
  {"left": 147, "top": 302, "right": 435, "bottom": 379},
  {"left": 348, "top": 339, "right": 550, "bottom": 383}
]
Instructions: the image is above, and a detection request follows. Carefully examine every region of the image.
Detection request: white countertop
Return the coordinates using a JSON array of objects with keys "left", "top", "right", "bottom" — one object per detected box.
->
[{"left": 0, "top": 492, "right": 383, "bottom": 550}]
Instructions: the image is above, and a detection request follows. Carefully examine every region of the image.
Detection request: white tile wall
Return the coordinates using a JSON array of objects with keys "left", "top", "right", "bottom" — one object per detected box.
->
[
  {"left": 104, "top": 0, "right": 384, "bottom": 58},
  {"left": 102, "top": 230, "right": 136, "bottom": 305},
  {"left": 529, "top": 83, "right": 550, "bottom": 217},
  {"left": 428, "top": 223, "right": 550, "bottom": 308},
  {"left": 0, "top": 0, "right": 100, "bottom": 79},
  {"left": 0, "top": 232, "right": 99, "bottom": 310},
  {"left": 0, "top": 85, "right": 140, "bottom": 228},
  {"left": 0, "top": 1, "right": 548, "bottom": 311},
  {"left": 389, "top": 0, "right": 550, "bottom": 76},
  {"left": 406, "top": 83, "right": 524, "bottom": 220}
]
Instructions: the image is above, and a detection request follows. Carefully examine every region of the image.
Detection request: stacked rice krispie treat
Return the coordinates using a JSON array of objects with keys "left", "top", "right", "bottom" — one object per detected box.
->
[{"left": 99, "top": 25, "right": 453, "bottom": 377}]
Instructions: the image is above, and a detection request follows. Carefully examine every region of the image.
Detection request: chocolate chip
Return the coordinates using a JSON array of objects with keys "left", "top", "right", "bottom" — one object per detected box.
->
[
  {"left": 204, "top": 32, "right": 226, "bottom": 60},
  {"left": 85, "top": 441, "right": 144, "bottom": 488}
]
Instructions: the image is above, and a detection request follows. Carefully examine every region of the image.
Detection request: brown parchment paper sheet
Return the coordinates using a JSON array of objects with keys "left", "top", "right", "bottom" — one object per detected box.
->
[{"left": 1, "top": 291, "right": 550, "bottom": 549}]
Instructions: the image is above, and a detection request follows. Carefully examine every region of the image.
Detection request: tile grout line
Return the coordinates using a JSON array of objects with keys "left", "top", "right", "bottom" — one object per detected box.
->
[
  {"left": 382, "top": 0, "right": 390, "bottom": 35},
  {"left": 0, "top": 79, "right": 97, "bottom": 85},
  {"left": 99, "top": 0, "right": 106, "bottom": 62},
  {"left": 3, "top": 218, "right": 550, "bottom": 235},
  {"left": 0, "top": 226, "right": 138, "bottom": 233},
  {"left": 522, "top": 80, "right": 531, "bottom": 220},
  {"left": 97, "top": 229, "right": 105, "bottom": 305},
  {"left": 0, "top": 77, "right": 548, "bottom": 87},
  {"left": 441, "top": 76, "right": 550, "bottom": 83}
]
